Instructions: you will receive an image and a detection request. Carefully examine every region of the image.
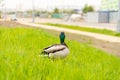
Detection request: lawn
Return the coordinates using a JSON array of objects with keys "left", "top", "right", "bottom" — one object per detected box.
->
[
  {"left": 0, "top": 26, "right": 120, "bottom": 80},
  {"left": 42, "top": 23, "right": 120, "bottom": 37}
]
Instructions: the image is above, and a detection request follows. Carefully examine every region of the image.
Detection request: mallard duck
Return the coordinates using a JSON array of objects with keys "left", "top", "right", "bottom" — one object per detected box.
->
[{"left": 41, "top": 32, "right": 69, "bottom": 59}]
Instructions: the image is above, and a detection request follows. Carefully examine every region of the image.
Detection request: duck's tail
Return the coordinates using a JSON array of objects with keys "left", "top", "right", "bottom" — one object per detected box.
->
[
  {"left": 41, "top": 51, "right": 49, "bottom": 55},
  {"left": 39, "top": 51, "right": 49, "bottom": 57}
]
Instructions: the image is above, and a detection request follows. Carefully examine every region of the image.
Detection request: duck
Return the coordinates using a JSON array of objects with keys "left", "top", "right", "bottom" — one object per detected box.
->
[{"left": 41, "top": 32, "right": 69, "bottom": 59}]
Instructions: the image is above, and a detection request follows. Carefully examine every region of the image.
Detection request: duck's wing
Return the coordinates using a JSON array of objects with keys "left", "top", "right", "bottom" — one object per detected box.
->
[{"left": 44, "top": 44, "right": 66, "bottom": 53}]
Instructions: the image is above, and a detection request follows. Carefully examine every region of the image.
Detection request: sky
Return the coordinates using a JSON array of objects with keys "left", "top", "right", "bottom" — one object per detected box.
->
[{"left": 3, "top": 0, "right": 101, "bottom": 11}]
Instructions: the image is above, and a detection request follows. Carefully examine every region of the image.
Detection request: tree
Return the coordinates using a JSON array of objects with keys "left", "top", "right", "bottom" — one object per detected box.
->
[
  {"left": 83, "top": 4, "right": 88, "bottom": 13},
  {"left": 88, "top": 6, "right": 94, "bottom": 12},
  {"left": 53, "top": 8, "right": 59, "bottom": 13},
  {"left": 82, "top": 4, "right": 94, "bottom": 13}
]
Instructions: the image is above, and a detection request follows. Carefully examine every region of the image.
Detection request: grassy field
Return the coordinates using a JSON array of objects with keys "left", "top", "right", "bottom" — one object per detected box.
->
[
  {"left": 0, "top": 26, "right": 120, "bottom": 80},
  {"left": 42, "top": 23, "right": 120, "bottom": 37}
]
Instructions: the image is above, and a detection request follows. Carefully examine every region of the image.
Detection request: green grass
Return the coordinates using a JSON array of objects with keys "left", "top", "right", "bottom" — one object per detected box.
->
[
  {"left": 0, "top": 26, "right": 120, "bottom": 80},
  {"left": 42, "top": 23, "right": 120, "bottom": 37}
]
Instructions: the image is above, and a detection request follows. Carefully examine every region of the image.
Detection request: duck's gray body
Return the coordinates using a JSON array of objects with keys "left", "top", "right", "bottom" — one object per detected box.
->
[
  {"left": 41, "top": 32, "right": 69, "bottom": 59},
  {"left": 43, "top": 43, "right": 69, "bottom": 58}
]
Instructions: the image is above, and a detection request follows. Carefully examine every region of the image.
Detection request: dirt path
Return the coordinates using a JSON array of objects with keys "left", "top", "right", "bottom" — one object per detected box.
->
[
  {"left": 17, "top": 20, "right": 120, "bottom": 43},
  {"left": 0, "top": 21, "right": 120, "bottom": 57}
]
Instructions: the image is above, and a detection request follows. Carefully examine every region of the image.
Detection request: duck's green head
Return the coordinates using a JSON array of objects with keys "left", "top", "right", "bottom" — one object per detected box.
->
[{"left": 59, "top": 32, "right": 65, "bottom": 44}]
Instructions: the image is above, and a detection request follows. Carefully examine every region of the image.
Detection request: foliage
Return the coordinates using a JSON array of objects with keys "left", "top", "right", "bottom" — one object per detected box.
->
[
  {"left": 83, "top": 4, "right": 88, "bottom": 13},
  {"left": 53, "top": 8, "right": 59, "bottom": 13},
  {"left": 62, "top": 9, "right": 76, "bottom": 14},
  {"left": 0, "top": 27, "right": 120, "bottom": 80},
  {"left": 88, "top": 6, "right": 94, "bottom": 12},
  {"left": 83, "top": 4, "right": 94, "bottom": 13},
  {"left": 26, "top": 10, "right": 41, "bottom": 17},
  {"left": 26, "top": 10, "right": 33, "bottom": 14}
]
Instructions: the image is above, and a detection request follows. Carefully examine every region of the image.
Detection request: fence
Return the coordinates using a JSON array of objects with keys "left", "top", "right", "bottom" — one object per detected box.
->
[{"left": 86, "top": 11, "right": 118, "bottom": 23}]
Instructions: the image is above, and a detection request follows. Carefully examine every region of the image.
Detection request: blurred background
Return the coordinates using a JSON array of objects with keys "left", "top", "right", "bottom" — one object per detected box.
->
[{"left": 0, "top": 0, "right": 119, "bottom": 24}]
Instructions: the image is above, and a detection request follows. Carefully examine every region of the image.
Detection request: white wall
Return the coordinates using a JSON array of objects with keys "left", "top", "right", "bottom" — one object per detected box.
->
[
  {"left": 109, "top": 12, "right": 118, "bottom": 23},
  {"left": 86, "top": 12, "right": 99, "bottom": 23}
]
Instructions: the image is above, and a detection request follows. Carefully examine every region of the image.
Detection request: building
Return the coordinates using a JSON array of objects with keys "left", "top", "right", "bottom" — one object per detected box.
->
[{"left": 100, "top": 0, "right": 119, "bottom": 11}]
